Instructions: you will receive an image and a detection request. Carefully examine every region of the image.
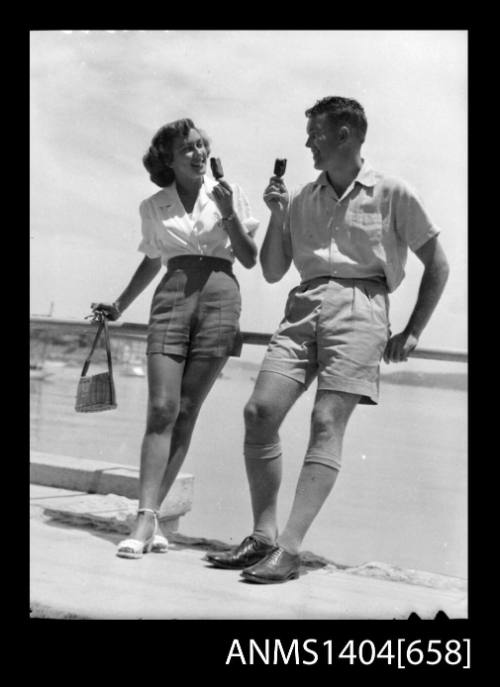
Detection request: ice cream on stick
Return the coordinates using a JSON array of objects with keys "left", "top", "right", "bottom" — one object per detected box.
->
[
  {"left": 273, "top": 158, "right": 287, "bottom": 177},
  {"left": 210, "top": 157, "right": 224, "bottom": 180}
]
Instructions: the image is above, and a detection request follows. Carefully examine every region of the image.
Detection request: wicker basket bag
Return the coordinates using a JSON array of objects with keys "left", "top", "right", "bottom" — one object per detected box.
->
[{"left": 75, "top": 315, "right": 117, "bottom": 413}]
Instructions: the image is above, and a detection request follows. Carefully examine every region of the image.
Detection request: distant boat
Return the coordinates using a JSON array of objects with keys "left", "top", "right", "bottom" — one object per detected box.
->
[
  {"left": 44, "top": 360, "right": 67, "bottom": 370},
  {"left": 119, "top": 342, "right": 145, "bottom": 377},
  {"left": 30, "top": 302, "right": 61, "bottom": 380},
  {"left": 30, "top": 363, "right": 54, "bottom": 380},
  {"left": 120, "top": 361, "right": 146, "bottom": 377}
]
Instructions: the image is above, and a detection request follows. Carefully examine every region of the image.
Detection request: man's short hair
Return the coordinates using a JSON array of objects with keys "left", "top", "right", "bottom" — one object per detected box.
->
[{"left": 305, "top": 96, "right": 368, "bottom": 143}]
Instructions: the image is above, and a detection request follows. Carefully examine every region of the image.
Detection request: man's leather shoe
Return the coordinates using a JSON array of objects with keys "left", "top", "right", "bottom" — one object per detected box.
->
[
  {"left": 241, "top": 546, "right": 300, "bottom": 584},
  {"left": 205, "top": 535, "right": 274, "bottom": 569}
]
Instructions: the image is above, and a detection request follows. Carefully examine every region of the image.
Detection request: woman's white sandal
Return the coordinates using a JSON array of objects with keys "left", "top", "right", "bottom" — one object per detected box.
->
[{"left": 116, "top": 508, "right": 168, "bottom": 558}]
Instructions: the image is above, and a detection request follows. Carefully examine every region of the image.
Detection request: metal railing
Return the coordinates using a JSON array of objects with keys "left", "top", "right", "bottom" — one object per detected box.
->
[{"left": 30, "top": 316, "right": 468, "bottom": 364}]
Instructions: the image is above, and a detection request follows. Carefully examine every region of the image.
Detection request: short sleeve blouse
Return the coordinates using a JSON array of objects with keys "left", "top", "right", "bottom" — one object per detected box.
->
[{"left": 138, "top": 177, "right": 259, "bottom": 264}]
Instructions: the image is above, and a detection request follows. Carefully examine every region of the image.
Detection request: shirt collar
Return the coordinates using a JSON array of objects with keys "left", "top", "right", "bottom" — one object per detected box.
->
[
  {"left": 314, "top": 160, "right": 377, "bottom": 190},
  {"left": 155, "top": 176, "right": 216, "bottom": 209},
  {"left": 355, "top": 160, "right": 378, "bottom": 187}
]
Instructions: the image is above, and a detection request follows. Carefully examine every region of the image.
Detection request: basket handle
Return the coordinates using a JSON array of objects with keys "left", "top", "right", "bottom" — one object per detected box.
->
[{"left": 80, "top": 316, "right": 114, "bottom": 378}]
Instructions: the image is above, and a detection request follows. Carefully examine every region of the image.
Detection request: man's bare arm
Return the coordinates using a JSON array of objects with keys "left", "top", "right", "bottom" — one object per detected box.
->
[
  {"left": 259, "top": 175, "right": 292, "bottom": 283},
  {"left": 384, "top": 236, "right": 450, "bottom": 363}
]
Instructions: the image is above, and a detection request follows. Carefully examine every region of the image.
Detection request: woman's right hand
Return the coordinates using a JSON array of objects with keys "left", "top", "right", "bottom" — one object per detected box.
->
[
  {"left": 263, "top": 175, "right": 289, "bottom": 218},
  {"left": 90, "top": 302, "right": 121, "bottom": 321}
]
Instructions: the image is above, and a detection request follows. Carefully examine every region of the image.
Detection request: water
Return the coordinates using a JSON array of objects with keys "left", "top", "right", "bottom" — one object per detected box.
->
[{"left": 30, "top": 353, "right": 467, "bottom": 580}]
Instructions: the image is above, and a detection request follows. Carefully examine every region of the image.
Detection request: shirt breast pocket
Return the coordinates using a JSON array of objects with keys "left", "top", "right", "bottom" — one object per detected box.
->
[{"left": 346, "top": 210, "right": 383, "bottom": 244}]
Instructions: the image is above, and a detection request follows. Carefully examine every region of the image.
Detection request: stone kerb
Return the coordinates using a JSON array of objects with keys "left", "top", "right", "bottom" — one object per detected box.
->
[{"left": 30, "top": 451, "right": 194, "bottom": 524}]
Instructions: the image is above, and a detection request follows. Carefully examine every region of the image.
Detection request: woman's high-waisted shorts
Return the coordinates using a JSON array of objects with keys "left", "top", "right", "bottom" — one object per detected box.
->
[
  {"left": 147, "top": 255, "right": 242, "bottom": 358},
  {"left": 260, "top": 276, "right": 391, "bottom": 405}
]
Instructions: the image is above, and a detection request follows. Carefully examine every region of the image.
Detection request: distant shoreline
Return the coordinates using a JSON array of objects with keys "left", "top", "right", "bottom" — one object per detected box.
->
[
  {"left": 31, "top": 333, "right": 467, "bottom": 392},
  {"left": 225, "top": 359, "right": 468, "bottom": 392},
  {"left": 379, "top": 370, "right": 467, "bottom": 392}
]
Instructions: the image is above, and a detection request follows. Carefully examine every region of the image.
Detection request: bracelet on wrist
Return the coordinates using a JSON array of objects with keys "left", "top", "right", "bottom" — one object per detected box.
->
[{"left": 221, "top": 212, "right": 236, "bottom": 222}]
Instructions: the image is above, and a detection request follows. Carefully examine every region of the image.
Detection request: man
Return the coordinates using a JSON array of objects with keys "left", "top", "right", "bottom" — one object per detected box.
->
[{"left": 206, "top": 96, "right": 450, "bottom": 583}]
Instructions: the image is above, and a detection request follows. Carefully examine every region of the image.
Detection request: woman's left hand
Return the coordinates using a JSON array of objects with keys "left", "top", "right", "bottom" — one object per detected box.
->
[{"left": 211, "top": 180, "right": 234, "bottom": 218}]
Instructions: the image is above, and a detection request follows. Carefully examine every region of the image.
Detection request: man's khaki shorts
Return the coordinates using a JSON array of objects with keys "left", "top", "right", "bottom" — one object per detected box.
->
[{"left": 260, "top": 276, "right": 391, "bottom": 404}]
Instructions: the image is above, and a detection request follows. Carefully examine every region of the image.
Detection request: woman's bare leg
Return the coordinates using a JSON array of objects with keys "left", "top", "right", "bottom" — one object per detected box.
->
[
  {"left": 157, "top": 355, "right": 228, "bottom": 504},
  {"left": 127, "top": 353, "right": 185, "bottom": 542}
]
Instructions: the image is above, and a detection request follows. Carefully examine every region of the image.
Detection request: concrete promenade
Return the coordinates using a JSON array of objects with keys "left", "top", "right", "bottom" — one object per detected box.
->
[{"left": 29, "top": 452, "right": 467, "bottom": 620}]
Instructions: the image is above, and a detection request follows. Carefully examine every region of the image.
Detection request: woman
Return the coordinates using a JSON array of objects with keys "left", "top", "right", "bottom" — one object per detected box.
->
[{"left": 92, "top": 118, "right": 259, "bottom": 558}]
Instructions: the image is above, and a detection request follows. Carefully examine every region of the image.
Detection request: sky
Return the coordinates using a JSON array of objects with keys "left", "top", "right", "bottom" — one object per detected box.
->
[{"left": 30, "top": 30, "right": 467, "bottom": 359}]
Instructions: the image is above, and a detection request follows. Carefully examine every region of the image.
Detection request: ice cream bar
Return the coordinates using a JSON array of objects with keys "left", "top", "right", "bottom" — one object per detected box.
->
[
  {"left": 274, "top": 158, "right": 287, "bottom": 177},
  {"left": 210, "top": 157, "right": 224, "bottom": 180}
]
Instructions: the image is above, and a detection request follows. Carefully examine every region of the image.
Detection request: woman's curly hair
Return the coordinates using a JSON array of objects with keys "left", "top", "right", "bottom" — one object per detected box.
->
[{"left": 142, "top": 118, "right": 211, "bottom": 188}]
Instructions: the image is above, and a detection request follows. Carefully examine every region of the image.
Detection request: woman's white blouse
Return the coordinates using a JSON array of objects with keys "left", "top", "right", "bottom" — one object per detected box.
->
[{"left": 138, "top": 176, "right": 259, "bottom": 264}]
